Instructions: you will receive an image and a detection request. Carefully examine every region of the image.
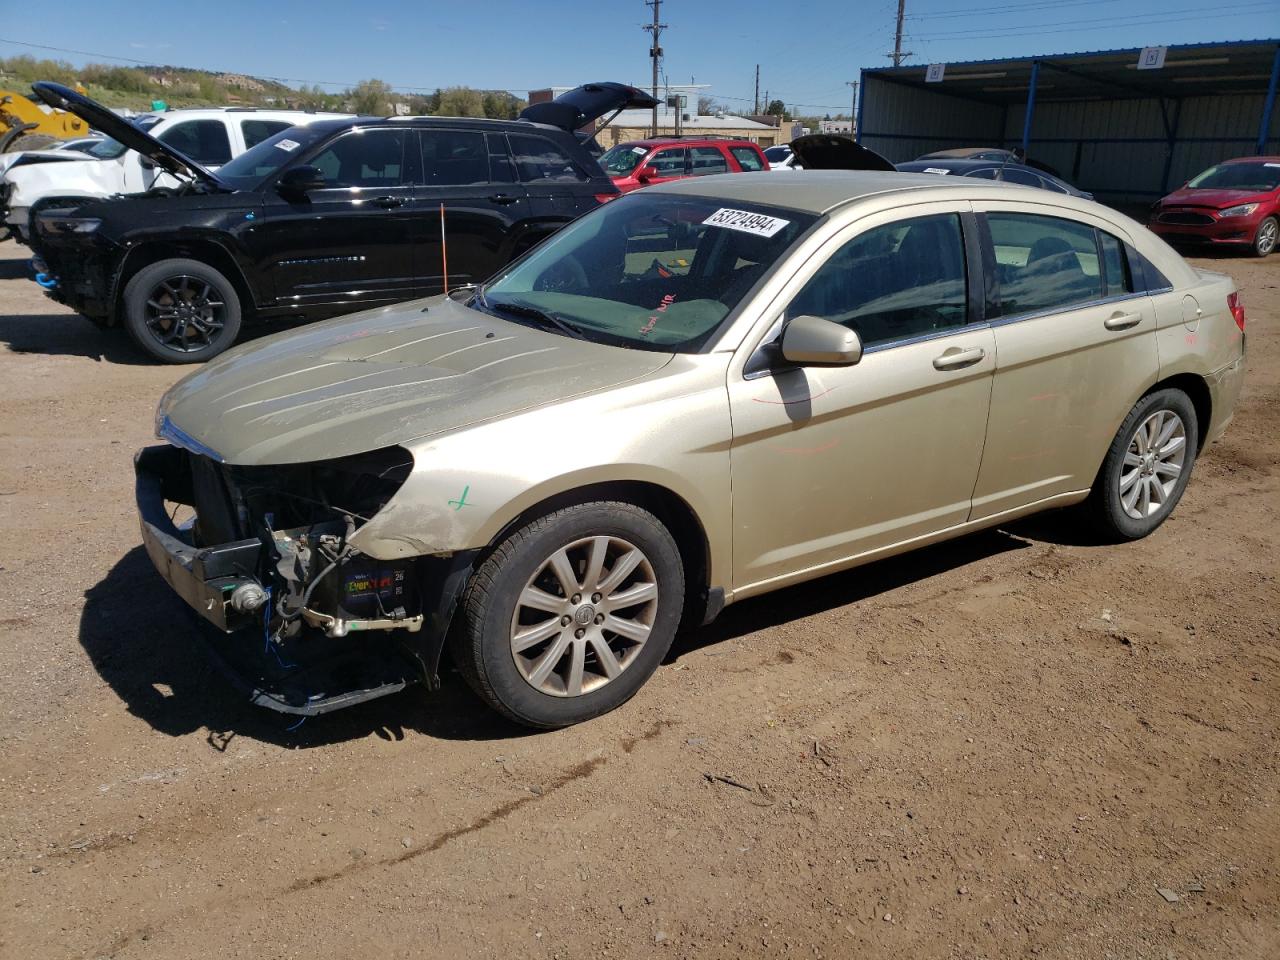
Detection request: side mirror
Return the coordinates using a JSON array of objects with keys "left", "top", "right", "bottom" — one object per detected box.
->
[
  {"left": 637, "top": 165, "right": 659, "bottom": 182},
  {"left": 780, "top": 315, "right": 862, "bottom": 366},
  {"left": 278, "top": 165, "right": 327, "bottom": 194}
]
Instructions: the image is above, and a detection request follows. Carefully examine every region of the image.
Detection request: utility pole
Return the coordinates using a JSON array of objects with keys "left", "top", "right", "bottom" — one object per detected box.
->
[
  {"left": 644, "top": 0, "right": 667, "bottom": 137},
  {"left": 846, "top": 80, "right": 858, "bottom": 133},
  {"left": 889, "top": 0, "right": 912, "bottom": 67},
  {"left": 754, "top": 64, "right": 760, "bottom": 115}
]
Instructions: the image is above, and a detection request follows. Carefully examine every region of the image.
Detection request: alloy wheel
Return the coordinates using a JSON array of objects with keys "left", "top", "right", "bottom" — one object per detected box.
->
[
  {"left": 144, "top": 275, "right": 226, "bottom": 352},
  {"left": 510, "top": 535, "right": 658, "bottom": 697},
  {"left": 1119, "top": 409, "right": 1187, "bottom": 520},
  {"left": 1257, "top": 218, "right": 1278, "bottom": 255}
]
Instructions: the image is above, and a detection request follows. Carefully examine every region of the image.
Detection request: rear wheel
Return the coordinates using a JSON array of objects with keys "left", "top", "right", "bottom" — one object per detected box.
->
[
  {"left": 1252, "top": 216, "right": 1277, "bottom": 258},
  {"left": 452, "top": 501, "right": 684, "bottom": 728},
  {"left": 122, "top": 258, "right": 242, "bottom": 363},
  {"left": 1085, "top": 388, "right": 1198, "bottom": 541}
]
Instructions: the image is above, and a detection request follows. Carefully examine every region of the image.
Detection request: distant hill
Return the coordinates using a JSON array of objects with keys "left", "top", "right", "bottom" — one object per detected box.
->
[{"left": 0, "top": 55, "right": 525, "bottom": 118}]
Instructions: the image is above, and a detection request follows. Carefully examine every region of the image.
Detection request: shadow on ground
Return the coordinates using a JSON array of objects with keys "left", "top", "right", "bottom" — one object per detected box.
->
[{"left": 82, "top": 514, "right": 1099, "bottom": 749}]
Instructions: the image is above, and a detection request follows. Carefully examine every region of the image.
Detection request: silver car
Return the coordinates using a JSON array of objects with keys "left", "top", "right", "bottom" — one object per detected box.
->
[{"left": 136, "top": 171, "right": 1247, "bottom": 728}]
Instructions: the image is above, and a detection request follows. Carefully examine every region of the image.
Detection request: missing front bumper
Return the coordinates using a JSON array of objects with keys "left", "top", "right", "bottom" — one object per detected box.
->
[{"left": 134, "top": 444, "right": 476, "bottom": 716}]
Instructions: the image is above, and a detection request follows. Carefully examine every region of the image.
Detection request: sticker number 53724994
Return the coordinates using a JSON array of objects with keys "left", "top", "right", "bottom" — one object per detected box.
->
[{"left": 702, "top": 207, "right": 791, "bottom": 238}]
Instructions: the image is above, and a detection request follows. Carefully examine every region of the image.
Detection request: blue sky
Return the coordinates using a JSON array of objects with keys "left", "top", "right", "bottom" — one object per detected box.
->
[{"left": 2, "top": 0, "right": 1278, "bottom": 114}]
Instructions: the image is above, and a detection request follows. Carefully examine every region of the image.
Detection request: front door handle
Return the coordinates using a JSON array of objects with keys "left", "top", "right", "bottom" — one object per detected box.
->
[
  {"left": 489, "top": 193, "right": 519, "bottom": 205},
  {"left": 371, "top": 195, "right": 407, "bottom": 208},
  {"left": 933, "top": 346, "right": 986, "bottom": 371},
  {"left": 1104, "top": 311, "right": 1142, "bottom": 330}
]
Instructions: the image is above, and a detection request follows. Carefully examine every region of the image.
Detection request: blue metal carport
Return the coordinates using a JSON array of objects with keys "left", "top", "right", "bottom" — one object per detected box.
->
[{"left": 856, "top": 40, "right": 1280, "bottom": 207}]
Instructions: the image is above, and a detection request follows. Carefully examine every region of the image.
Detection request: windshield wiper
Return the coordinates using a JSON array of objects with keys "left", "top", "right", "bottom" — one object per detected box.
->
[{"left": 483, "top": 297, "right": 589, "bottom": 340}]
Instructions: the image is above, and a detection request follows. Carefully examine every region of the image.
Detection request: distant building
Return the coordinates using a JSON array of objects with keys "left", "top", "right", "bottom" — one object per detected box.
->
[{"left": 818, "top": 119, "right": 853, "bottom": 134}]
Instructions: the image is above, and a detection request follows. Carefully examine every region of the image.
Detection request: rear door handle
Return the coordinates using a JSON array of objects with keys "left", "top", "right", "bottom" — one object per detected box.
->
[
  {"left": 371, "top": 195, "right": 407, "bottom": 208},
  {"left": 489, "top": 193, "right": 520, "bottom": 205},
  {"left": 933, "top": 346, "right": 986, "bottom": 371},
  {"left": 1104, "top": 311, "right": 1142, "bottom": 330}
]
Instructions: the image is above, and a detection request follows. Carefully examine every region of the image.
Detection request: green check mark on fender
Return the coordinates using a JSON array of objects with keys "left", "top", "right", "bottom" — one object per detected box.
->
[{"left": 448, "top": 485, "right": 471, "bottom": 510}]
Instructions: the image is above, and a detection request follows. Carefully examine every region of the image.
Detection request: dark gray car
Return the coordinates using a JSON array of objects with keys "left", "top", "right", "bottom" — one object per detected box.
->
[{"left": 896, "top": 158, "right": 1092, "bottom": 199}]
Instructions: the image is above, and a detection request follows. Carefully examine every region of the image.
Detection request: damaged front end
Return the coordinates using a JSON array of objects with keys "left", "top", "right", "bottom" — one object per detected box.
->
[{"left": 134, "top": 442, "right": 474, "bottom": 715}]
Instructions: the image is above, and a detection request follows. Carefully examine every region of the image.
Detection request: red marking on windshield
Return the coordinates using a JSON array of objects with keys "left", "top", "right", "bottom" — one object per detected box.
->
[{"left": 639, "top": 293, "right": 676, "bottom": 336}]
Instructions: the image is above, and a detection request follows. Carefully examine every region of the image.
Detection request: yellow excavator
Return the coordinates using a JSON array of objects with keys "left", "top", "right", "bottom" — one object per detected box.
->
[{"left": 0, "top": 83, "right": 91, "bottom": 152}]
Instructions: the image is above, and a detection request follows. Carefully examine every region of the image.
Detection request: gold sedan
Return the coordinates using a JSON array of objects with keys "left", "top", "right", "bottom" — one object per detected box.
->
[{"left": 139, "top": 171, "right": 1246, "bottom": 728}]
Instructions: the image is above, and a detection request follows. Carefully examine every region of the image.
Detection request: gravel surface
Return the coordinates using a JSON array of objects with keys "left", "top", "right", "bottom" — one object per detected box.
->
[{"left": 0, "top": 238, "right": 1276, "bottom": 959}]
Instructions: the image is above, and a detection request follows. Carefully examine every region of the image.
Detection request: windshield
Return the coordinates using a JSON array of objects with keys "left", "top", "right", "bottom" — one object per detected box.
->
[
  {"left": 1187, "top": 162, "right": 1280, "bottom": 192},
  {"left": 215, "top": 124, "right": 331, "bottom": 190},
  {"left": 87, "top": 114, "right": 162, "bottom": 160},
  {"left": 599, "top": 144, "right": 649, "bottom": 176},
  {"left": 764, "top": 146, "right": 790, "bottom": 162},
  {"left": 477, "top": 192, "right": 818, "bottom": 352}
]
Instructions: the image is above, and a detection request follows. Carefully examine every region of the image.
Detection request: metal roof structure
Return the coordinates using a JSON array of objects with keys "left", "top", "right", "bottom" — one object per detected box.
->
[{"left": 855, "top": 39, "right": 1280, "bottom": 205}]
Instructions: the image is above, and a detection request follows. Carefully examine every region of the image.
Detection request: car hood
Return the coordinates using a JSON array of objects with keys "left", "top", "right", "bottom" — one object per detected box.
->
[
  {"left": 0, "top": 148, "right": 97, "bottom": 175},
  {"left": 30, "top": 82, "right": 226, "bottom": 188},
  {"left": 157, "top": 296, "right": 674, "bottom": 466},
  {"left": 4, "top": 154, "right": 128, "bottom": 207},
  {"left": 1159, "top": 186, "right": 1272, "bottom": 209},
  {"left": 788, "top": 134, "right": 895, "bottom": 171},
  {"left": 519, "top": 82, "right": 659, "bottom": 133}
]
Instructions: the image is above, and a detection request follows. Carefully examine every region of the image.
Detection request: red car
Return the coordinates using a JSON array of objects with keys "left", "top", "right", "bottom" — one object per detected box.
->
[
  {"left": 1149, "top": 156, "right": 1280, "bottom": 257},
  {"left": 597, "top": 137, "right": 769, "bottom": 193}
]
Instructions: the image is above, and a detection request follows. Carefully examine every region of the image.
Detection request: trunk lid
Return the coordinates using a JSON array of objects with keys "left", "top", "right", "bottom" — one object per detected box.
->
[
  {"left": 519, "top": 82, "right": 659, "bottom": 134},
  {"left": 29, "top": 82, "right": 226, "bottom": 188},
  {"left": 787, "top": 134, "right": 895, "bottom": 172}
]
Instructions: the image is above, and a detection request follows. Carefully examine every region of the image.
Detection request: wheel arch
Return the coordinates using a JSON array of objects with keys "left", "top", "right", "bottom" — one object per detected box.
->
[
  {"left": 1147, "top": 372, "right": 1212, "bottom": 456},
  {"left": 480, "top": 479, "right": 714, "bottom": 629},
  {"left": 112, "top": 239, "right": 254, "bottom": 327}
]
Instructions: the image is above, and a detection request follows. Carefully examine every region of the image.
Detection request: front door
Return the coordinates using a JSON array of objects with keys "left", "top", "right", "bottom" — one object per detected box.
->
[
  {"left": 257, "top": 127, "right": 418, "bottom": 310},
  {"left": 968, "top": 208, "right": 1159, "bottom": 519},
  {"left": 728, "top": 205, "right": 996, "bottom": 592}
]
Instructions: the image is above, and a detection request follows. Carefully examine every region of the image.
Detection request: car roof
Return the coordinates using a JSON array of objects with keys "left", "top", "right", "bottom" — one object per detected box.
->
[
  {"left": 287, "top": 115, "right": 573, "bottom": 138},
  {"left": 618, "top": 137, "right": 758, "bottom": 149},
  {"left": 1221, "top": 155, "right": 1280, "bottom": 164},
  {"left": 898, "top": 158, "right": 1000, "bottom": 172},
  {"left": 647, "top": 169, "right": 998, "bottom": 214}
]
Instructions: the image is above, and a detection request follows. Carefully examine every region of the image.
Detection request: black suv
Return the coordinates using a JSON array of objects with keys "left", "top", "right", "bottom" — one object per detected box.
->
[{"left": 28, "top": 81, "right": 656, "bottom": 362}]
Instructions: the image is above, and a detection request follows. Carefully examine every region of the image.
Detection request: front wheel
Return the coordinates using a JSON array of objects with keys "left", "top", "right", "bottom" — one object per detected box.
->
[
  {"left": 121, "top": 258, "right": 242, "bottom": 363},
  {"left": 452, "top": 501, "right": 685, "bottom": 728},
  {"left": 1085, "top": 388, "right": 1199, "bottom": 541},
  {"left": 1252, "top": 216, "right": 1278, "bottom": 258}
]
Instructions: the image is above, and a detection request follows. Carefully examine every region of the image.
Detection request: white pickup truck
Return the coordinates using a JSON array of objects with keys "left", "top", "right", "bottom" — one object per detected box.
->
[{"left": 1, "top": 104, "right": 348, "bottom": 241}]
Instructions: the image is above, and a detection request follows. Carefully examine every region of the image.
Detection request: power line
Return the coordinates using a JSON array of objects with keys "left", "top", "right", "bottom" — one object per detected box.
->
[
  {"left": 912, "top": 4, "right": 1278, "bottom": 39},
  {"left": 907, "top": 0, "right": 1141, "bottom": 20}
]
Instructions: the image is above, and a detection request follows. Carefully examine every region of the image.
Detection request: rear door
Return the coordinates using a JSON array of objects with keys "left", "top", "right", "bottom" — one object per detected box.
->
[
  {"left": 257, "top": 126, "right": 418, "bottom": 308},
  {"left": 414, "top": 128, "right": 529, "bottom": 293},
  {"left": 968, "top": 206, "right": 1158, "bottom": 519}
]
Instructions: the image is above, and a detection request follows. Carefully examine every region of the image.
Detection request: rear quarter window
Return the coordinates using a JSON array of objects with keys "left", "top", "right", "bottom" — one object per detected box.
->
[
  {"left": 729, "top": 146, "right": 765, "bottom": 171},
  {"left": 509, "top": 134, "right": 590, "bottom": 183}
]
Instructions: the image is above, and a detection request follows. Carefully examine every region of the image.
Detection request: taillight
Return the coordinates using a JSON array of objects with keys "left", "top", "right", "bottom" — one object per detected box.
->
[
  {"left": 1227, "top": 291, "right": 1246, "bottom": 331},
  {"left": 594, "top": 193, "right": 617, "bottom": 204}
]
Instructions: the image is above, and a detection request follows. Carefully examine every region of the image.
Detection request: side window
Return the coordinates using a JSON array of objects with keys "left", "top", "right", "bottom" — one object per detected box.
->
[
  {"left": 157, "top": 120, "right": 232, "bottom": 166},
  {"left": 241, "top": 119, "right": 291, "bottom": 149},
  {"left": 986, "top": 213, "right": 1104, "bottom": 317},
  {"left": 729, "top": 146, "right": 765, "bottom": 171},
  {"left": 1125, "top": 243, "right": 1173, "bottom": 292},
  {"left": 968, "top": 166, "right": 1000, "bottom": 180},
  {"left": 420, "top": 129, "right": 489, "bottom": 186},
  {"left": 509, "top": 134, "right": 589, "bottom": 183},
  {"left": 647, "top": 147, "right": 687, "bottom": 176},
  {"left": 1001, "top": 167, "right": 1043, "bottom": 189},
  {"left": 307, "top": 129, "right": 407, "bottom": 188},
  {"left": 689, "top": 146, "right": 729, "bottom": 176},
  {"left": 1099, "top": 232, "right": 1133, "bottom": 296},
  {"left": 487, "top": 133, "right": 516, "bottom": 184},
  {"left": 786, "top": 213, "right": 968, "bottom": 348}
]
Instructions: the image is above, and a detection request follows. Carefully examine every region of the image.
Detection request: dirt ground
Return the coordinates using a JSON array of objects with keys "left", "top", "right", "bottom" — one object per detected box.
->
[{"left": 0, "top": 235, "right": 1276, "bottom": 960}]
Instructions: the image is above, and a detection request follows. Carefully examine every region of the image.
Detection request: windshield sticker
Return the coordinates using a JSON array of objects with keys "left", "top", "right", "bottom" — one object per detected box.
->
[
  {"left": 702, "top": 208, "right": 791, "bottom": 238},
  {"left": 632, "top": 146, "right": 647, "bottom": 155},
  {"left": 1266, "top": 162, "right": 1280, "bottom": 168},
  {"left": 275, "top": 138, "right": 301, "bottom": 152},
  {"left": 640, "top": 293, "right": 676, "bottom": 337},
  {"left": 923, "top": 167, "right": 951, "bottom": 175}
]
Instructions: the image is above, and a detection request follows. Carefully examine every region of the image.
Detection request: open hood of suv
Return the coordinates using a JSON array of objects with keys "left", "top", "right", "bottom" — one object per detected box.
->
[
  {"left": 519, "top": 82, "right": 659, "bottom": 133},
  {"left": 30, "top": 82, "right": 226, "bottom": 188},
  {"left": 788, "top": 134, "right": 895, "bottom": 172}
]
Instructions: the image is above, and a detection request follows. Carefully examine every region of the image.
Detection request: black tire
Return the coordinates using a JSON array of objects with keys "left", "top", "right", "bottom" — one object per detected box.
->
[
  {"left": 1085, "top": 388, "right": 1199, "bottom": 542},
  {"left": 122, "top": 258, "right": 242, "bottom": 363},
  {"left": 1251, "top": 216, "right": 1277, "bottom": 258},
  {"left": 451, "top": 501, "right": 685, "bottom": 729}
]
